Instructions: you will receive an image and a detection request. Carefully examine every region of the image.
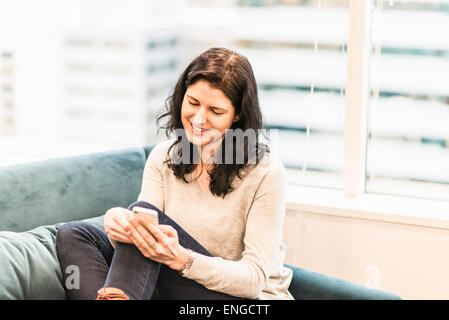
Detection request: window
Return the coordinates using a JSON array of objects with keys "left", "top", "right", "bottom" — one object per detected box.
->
[
  {"left": 2, "top": 0, "right": 449, "bottom": 206},
  {"left": 181, "top": 0, "right": 349, "bottom": 190},
  {"left": 0, "top": 51, "right": 15, "bottom": 134},
  {"left": 366, "top": 0, "right": 449, "bottom": 201}
]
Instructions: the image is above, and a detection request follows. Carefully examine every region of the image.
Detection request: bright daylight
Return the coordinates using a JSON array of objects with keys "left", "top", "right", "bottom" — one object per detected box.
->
[{"left": 0, "top": 0, "right": 449, "bottom": 305}]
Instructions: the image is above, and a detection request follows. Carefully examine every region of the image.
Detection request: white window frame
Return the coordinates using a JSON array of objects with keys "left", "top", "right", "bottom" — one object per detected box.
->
[
  {"left": 286, "top": 0, "right": 449, "bottom": 229},
  {"left": 343, "top": 0, "right": 372, "bottom": 198}
]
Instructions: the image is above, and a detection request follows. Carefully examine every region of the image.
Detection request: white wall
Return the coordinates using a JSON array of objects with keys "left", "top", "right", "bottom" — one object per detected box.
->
[{"left": 282, "top": 207, "right": 449, "bottom": 300}]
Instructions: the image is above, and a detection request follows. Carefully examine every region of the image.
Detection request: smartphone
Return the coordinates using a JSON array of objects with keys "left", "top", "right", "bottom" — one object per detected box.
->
[
  {"left": 132, "top": 206, "right": 159, "bottom": 225},
  {"left": 131, "top": 206, "right": 176, "bottom": 256}
]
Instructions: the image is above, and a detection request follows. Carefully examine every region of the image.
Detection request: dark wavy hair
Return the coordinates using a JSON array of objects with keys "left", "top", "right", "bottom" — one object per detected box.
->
[{"left": 157, "top": 47, "right": 269, "bottom": 197}]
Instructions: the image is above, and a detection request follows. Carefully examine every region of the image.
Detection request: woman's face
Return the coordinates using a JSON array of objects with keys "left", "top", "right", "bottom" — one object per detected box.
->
[{"left": 181, "top": 80, "right": 239, "bottom": 147}]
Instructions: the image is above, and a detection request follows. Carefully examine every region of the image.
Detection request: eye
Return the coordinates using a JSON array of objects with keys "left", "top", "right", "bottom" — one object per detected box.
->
[
  {"left": 211, "top": 108, "right": 224, "bottom": 115},
  {"left": 189, "top": 100, "right": 200, "bottom": 106}
]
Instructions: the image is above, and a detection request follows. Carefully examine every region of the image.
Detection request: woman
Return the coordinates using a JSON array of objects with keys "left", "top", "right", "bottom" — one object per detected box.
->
[{"left": 56, "top": 47, "right": 293, "bottom": 300}]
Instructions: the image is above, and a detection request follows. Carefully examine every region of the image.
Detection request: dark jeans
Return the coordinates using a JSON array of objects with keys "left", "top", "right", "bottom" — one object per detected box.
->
[{"left": 56, "top": 200, "right": 245, "bottom": 300}]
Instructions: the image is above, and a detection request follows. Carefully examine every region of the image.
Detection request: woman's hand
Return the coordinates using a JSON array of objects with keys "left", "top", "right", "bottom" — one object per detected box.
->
[
  {"left": 126, "top": 217, "right": 190, "bottom": 271},
  {"left": 104, "top": 207, "right": 134, "bottom": 244}
]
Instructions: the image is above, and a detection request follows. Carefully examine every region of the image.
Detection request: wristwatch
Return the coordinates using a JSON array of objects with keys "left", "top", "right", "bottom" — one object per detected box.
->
[{"left": 179, "top": 249, "right": 194, "bottom": 276}]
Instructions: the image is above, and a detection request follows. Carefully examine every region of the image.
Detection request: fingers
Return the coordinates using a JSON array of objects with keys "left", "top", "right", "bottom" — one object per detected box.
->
[
  {"left": 105, "top": 208, "right": 132, "bottom": 235},
  {"left": 108, "top": 216, "right": 130, "bottom": 240},
  {"left": 127, "top": 218, "right": 158, "bottom": 258},
  {"left": 127, "top": 218, "right": 177, "bottom": 259},
  {"left": 146, "top": 223, "right": 165, "bottom": 241},
  {"left": 128, "top": 218, "right": 157, "bottom": 244},
  {"left": 146, "top": 224, "right": 177, "bottom": 257},
  {"left": 108, "top": 228, "right": 132, "bottom": 243},
  {"left": 104, "top": 210, "right": 130, "bottom": 243},
  {"left": 158, "top": 224, "right": 178, "bottom": 238},
  {"left": 111, "top": 215, "right": 130, "bottom": 233}
]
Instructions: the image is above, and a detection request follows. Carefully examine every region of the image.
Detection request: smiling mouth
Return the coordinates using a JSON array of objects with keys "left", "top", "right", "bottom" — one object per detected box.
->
[{"left": 191, "top": 123, "right": 207, "bottom": 136}]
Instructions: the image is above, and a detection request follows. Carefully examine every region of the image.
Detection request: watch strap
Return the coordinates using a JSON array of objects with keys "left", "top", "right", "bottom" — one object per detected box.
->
[{"left": 179, "top": 249, "right": 194, "bottom": 276}]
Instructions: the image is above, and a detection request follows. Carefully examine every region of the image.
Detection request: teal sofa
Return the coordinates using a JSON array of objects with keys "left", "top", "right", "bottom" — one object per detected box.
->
[{"left": 0, "top": 144, "right": 401, "bottom": 300}]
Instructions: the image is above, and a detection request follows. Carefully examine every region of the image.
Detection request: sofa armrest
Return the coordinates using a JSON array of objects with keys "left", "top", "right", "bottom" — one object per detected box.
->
[
  {"left": 285, "top": 264, "right": 401, "bottom": 300},
  {"left": 0, "top": 215, "right": 105, "bottom": 300}
]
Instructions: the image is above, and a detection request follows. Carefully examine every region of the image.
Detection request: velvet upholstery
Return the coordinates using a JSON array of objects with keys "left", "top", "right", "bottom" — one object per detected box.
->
[
  {"left": 0, "top": 145, "right": 401, "bottom": 300},
  {"left": 0, "top": 215, "right": 104, "bottom": 299},
  {"left": 285, "top": 263, "right": 400, "bottom": 300},
  {"left": 0, "top": 148, "right": 146, "bottom": 232}
]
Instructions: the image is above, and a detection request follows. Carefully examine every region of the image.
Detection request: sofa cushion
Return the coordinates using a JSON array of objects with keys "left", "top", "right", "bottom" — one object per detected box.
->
[
  {"left": 0, "top": 215, "right": 105, "bottom": 300},
  {"left": 0, "top": 148, "right": 147, "bottom": 232}
]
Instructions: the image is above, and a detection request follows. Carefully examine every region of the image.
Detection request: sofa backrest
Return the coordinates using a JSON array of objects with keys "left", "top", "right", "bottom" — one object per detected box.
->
[{"left": 0, "top": 147, "right": 150, "bottom": 232}]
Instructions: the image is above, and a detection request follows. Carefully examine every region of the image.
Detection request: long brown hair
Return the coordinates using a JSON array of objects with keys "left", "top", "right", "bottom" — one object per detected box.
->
[{"left": 157, "top": 47, "right": 269, "bottom": 197}]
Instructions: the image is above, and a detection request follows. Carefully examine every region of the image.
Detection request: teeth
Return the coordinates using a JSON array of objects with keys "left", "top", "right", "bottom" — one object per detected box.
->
[{"left": 192, "top": 124, "right": 204, "bottom": 132}]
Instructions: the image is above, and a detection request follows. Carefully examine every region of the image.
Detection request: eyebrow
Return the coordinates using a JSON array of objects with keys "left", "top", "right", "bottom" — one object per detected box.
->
[
  {"left": 186, "top": 95, "right": 227, "bottom": 111},
  {"left": 186, "top": 95, "right": 199, "bottom": 102}
]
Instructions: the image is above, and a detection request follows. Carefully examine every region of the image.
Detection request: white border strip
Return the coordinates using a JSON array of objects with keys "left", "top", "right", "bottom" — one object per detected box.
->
[{"left": 343, "top": 0, "right": 372, "bottom": 197}]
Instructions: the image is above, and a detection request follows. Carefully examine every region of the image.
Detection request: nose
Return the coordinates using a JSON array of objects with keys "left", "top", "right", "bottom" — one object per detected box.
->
[{"left": 193, "top": 107, "right": 206, "bottom": 124}]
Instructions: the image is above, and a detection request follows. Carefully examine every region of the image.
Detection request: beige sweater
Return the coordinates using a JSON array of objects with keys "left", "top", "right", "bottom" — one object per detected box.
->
[{"left": 137, "top": 139, "right": 293, "bottom": 300}]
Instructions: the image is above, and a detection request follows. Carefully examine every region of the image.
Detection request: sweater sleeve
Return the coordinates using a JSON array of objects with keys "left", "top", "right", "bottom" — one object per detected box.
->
[
  {"left": 137, "top": 142, "right": 167, "bottom": 212},
  {"left": 181, "top": 156, "right": 287, "bottom": 299}
]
